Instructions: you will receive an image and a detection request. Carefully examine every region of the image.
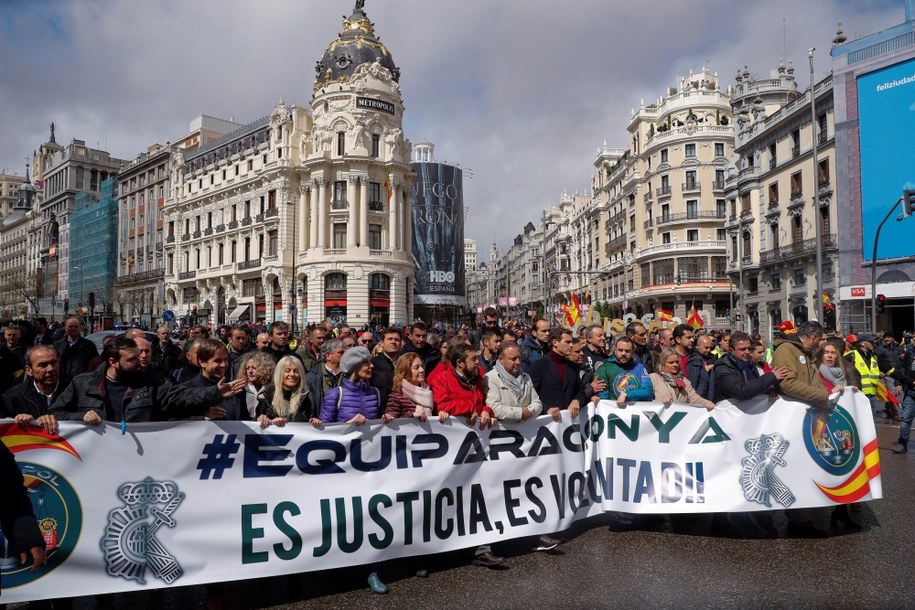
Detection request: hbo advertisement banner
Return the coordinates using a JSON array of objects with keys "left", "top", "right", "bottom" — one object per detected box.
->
[
  {"left": 0, "top": 390, "right": 879, "bottom": 602},
  {"left": 410, "top": 162, "right": 466, "bottom": 305}
]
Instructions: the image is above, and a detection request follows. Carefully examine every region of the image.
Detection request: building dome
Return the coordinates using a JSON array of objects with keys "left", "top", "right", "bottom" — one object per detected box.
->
[{"left": 313, "top": 1, "right": 400, "bottom": 92}]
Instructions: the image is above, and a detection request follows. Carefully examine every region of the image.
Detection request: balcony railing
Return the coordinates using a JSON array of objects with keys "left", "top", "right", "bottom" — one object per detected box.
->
[
  {"left": 192, "top": 230, "right": 201, "bottom": 238},
  {"left": 758, "top": 234, "right": 837, "bottom": 264},
  {"left": 215, "top": 224, "right": 225, "bottom": 233},
  {"left": 255, "top": 213, "right": 264, "bottom": 223},
  {"left": 791, "top": 144, "right": 800, "bottom": 157},
  {"left": 604, "top": 235, "right": 626, "bottom": 252},
  {"left": 228, "top": 220, "right": 239, "bottom": 229},
  {"left": 166, "top": 235, "right": 174, "bottom": 243},
  {"left": 643, "top": 192, "right": 653, "bottom": 203},
  {"left": 681, "top": 181, "right": 701, "bottom": 193},
  {"left": 640, "top": 240, "right": 726, "bottom": 257},
  {"left": 179, "top": 271, "right": 196, "bottom": 280},
  {"left": 656, "top": 185, "right": 672, "bottom": 197},
  {"left": 204, "top": 228, "right": 213, "bottom": 236},
  {"left": 369, "top": 201, "right": 384, "bottom": 211},
  {"left": 769, "top": 158, "right": 777, "bottom": 171},
  {"left": 241, "top": 217, "right": 252, "bottom": 226},
  {"left": 644, "top": 219, "right": 653, "bottom": 230},
  {"left": 712, "top": 180, "right": 726, "bottom": 190},
  {"left": 655, "top": 210, "right": 726, "bottom": 226},
  {"left": 238, "top": 259, "right": 260, "bottom": 271},
  {"left": 331, "top": 199, "right": 348, "bottom": 210},
  {"left": 265, "top": 207, "right": 279, "bottom": 218}
]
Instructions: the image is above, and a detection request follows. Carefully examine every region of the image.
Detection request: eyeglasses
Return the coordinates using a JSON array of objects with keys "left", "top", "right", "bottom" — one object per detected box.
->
[{"left": 359, "top": 339, "right": 372, "bottom": 345}]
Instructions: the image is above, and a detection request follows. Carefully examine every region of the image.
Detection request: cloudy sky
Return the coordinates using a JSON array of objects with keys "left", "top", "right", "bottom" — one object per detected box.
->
[{"left": 0, "top": 0, "right": 904, "bottom": 252}]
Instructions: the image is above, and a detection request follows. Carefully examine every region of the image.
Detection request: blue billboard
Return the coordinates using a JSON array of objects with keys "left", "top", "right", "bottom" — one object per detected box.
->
[{"left": 858, "top": 57, "right": 915, "bottom": 260}]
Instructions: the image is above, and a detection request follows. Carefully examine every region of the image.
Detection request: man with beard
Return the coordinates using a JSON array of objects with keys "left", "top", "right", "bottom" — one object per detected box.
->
[
  {"left": 687, "top": 334, "right": 717, "bottom": 401},
  {"left": 478, "top": 328, "right": 501, "bottom": 373},
  {"left": 596, "top": 335, "right": 654, "bottom": 405},
  {"left": 429, "top": 343, "right": 501, "bottom": 568},
  {"left": 50, "top": 337, "right": 244, "bottom": 424},
  {"left": 626, "top": 321, "right": 653, "bottom": 374},
  {"left": 181, "top": 338, "right": 246, "bottom": 420},
  {"left": 2, "top": 346, "right": 67, "bottom": 434},
  {"left": 569, "top": 337, "right": 605, "bottom": 405},
  {"left": 582, "top": 324, "right": 608, "bottom": 373},
  {"left": 529, "top": 328, "right": 586, "bottom": 420}
]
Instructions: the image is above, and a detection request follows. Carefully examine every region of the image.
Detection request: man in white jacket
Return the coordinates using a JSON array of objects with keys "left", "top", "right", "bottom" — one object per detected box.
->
[{"left": 484, "top": 343, "right": 543, "bottom": 421}]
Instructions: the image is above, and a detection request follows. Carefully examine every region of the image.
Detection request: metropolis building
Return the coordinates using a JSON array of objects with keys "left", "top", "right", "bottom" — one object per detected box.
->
[{"left": 163, "top": 3, "right": 414, "bottom": 328}]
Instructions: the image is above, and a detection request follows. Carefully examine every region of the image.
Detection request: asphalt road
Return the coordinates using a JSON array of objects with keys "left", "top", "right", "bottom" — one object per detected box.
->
[{"left": 12, "top": 418, "right": 915, "bottom": 610}]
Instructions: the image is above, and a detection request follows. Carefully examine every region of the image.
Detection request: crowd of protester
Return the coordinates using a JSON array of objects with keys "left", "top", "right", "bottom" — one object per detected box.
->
[{"left": 2, "top": 308, "right": 914, "bottom": 599}]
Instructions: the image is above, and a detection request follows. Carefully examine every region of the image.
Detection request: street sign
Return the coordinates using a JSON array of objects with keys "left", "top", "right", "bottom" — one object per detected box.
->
[{"left": 162, "top": 309, "right": 175, "bottom": 322}]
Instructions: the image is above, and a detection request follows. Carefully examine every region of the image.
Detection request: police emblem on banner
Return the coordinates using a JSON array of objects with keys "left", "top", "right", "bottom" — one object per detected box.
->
[
  {"left": 0, "top": 425, "right": 84, "bottom": 590},
  {"left": 739, "top": 433, "right": 796, "bottom": 508},
  {"left": 613, "top": 372, "right": 641, "bottom": 397},
  {"left": 101, "top": 477, "right": 185, "bottom": 585},
  {"left": 802, "top": 406, "right": 860, "bottom": 476}
]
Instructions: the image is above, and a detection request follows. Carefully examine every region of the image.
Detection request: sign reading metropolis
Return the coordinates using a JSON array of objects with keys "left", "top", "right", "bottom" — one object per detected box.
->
[
  {"left": 857, "top": 56, "right": 915, "bottom": 260},
  {"left": 410, "top": 162, "right": 466, "bottom": 305},
  {"left": 0, "top": 390, "right": 881, "bottom": 603}
]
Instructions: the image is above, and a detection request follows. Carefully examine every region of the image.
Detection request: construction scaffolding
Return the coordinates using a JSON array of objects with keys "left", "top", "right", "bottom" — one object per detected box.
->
[{"left": 70, "top": 177, "right": 118, "bottom": 314}]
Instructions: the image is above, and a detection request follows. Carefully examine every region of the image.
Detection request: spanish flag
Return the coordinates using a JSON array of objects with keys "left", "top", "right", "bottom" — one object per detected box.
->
[
  {"left": 814, "top": 439, "right": 880, "bottom": 503},
  {"left": 822, "top": 291, "right": 835, "bottom": 311},
  {"left": 1, "top": 423, "right": 81, "bottom": 461},
  {"left": 568, "top": 293, "right": 582, "bottom": 326},
  {"left": 657, "top": 308, "right": 673, "bottom": 322},
  {"left": 687, "top": 302, "right": 703, "bottom": 330}
]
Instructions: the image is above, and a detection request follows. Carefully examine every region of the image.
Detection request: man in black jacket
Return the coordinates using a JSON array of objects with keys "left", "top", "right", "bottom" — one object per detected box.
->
[
  {"left": 151, "top": 324, "right": 181, "bottom": 377},
  {"left": 2, "top": 346, "right": 67, "bottom": 434},
  {"left": 686, "top": 335, "right": 716, "bottom": 401},
  {"left": 529, "top": 327, "right": 586, "bottom": 421},
  {"left": 582, "top": 324, "right": 608, "bottom": 373},
  {"left": 50, "top": 337, "right": 244, "bottom": 425},
  {"left": 1, "top": 440, "right": 46, "bottom": 588},
  {"left": 180, "top": 338, "right": 246, "bottom": 420},
  {"left": 626, "top": 321, "right": 654, "bottom": 374},
  {"left": 54, "top": 317, "right": 98, "bottom": 381},
  {"left": 371, "top": 327, "right": 402, "bottom": 407},
  {"left": 261, "top": 321, "right": 301, "bottom": 364},
  {"left": 714, "top": 331, "right": 787, "bottom": 401}
]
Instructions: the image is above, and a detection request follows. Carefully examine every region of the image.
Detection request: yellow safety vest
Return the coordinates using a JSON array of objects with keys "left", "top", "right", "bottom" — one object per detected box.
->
[{"left": 847, "top": 350, "right": 880, "bottom": 396}]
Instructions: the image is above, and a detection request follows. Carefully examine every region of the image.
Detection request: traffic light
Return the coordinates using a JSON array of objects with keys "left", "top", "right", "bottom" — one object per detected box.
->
[
  {"left": 676, "top": 273, "right": 682, "bottom": 286},
  {"left": 877, "top": 294, "right": 887, "bottom": 314},
  {"left": 904, "top": 189, "right": 915, "bottom": 216},
  {"left": 63, "top": 298, "right": 69, "bottom": 312}
]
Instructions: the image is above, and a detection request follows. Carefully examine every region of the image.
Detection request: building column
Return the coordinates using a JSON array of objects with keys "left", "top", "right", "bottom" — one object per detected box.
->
[
  {"left": 310, "top": 179, "right": 320, "bottom": 249},
  {"left": 401, "top": 182, "right": 412, "bottom": 256},
  {"left": 298, "top": 184, "right": 308, "bottom": 251},
  {"left": 347, "top": 176, "right": 358, "bottom": 247},
  {"left": 359, "top": 177, "right": 369, "bottom": 247},
  {"left": 317, "top": 180, "right": 328, "bottom": 248},
  {"left": 388, "top": 174, "right": 398, "bottom": 249}
]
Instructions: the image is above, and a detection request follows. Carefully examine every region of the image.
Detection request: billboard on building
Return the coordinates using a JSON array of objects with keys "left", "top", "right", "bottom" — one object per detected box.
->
[
  {"left": 858, "top": 56, "right": 915, "bottom": 260},
  {"left": 411, "top": 162, "right": 466, "bottom": 305}
]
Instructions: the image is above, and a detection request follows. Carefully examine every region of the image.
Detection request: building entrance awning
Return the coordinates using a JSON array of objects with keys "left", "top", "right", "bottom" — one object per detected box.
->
[{"left": 226, "top": 304, "right": 250, "bottom": 322}]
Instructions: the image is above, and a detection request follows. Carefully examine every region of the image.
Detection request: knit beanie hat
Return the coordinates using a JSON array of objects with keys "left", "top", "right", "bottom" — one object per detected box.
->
[{"left": 340, "top": 346, "right": 372, "bottom": 374}]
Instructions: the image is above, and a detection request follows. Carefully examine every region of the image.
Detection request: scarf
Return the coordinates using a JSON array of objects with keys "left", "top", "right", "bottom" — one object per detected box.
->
[
  {"left": 401, "top": 380, "right": 434, "bottom": 411},
  {"left": 494, "top": 361, "right": 526, "bottom": 399},
  {"left": 819, "top": 363, "right": 846, "bottom": 387},
  {"left": 659, "top": 370, "right": 686, "bottom": 392}
]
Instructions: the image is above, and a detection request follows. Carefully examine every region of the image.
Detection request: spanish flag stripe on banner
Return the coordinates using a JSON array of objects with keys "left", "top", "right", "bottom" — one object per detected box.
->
[
  {"left": 0, "top": 428, "right": 82, "bottom": 460},
  {"left": 813, "top": 439, "right": 880, "bottom": 503}
]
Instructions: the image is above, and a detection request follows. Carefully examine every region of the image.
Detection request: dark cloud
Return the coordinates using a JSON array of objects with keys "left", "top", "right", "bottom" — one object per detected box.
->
[{"left": 0, "top": 0, "right": 902, "bottom": 251}]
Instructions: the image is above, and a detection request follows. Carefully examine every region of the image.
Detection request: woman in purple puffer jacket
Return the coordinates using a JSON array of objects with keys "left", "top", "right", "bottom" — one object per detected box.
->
[
  {"left": 316, "top": 345, "right": 391, "bottom": 594},
  {"left": 318, "top": 346, "right": 388, "bottom": 425}
]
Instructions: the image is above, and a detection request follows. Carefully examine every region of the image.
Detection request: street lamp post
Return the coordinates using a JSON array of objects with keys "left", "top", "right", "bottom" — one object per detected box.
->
[
  {"left": 870, "top": 196, "right": 903, "bottom": 332},
  {"left": 809, "top": 48, "right": 825, "bottom": 323}
]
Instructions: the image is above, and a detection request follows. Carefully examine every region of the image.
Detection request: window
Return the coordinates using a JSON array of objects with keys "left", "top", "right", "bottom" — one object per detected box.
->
[
  {"left": 771, "top": 223, "right": 780, "bottom": 250},
  {"left": 337, "top": 132, "right": 345, "bottom": 156},
  {"left": 268, "top": 189, "right": 276, "bottom": 209},
  {"left": 768, "top": 182, "right": 779, "bottom": 205},
  {"left": 768, "top": 142, "right": 777, "bottom": 169},
  {"left": 793, "top": 268, "right": 805, "bottom": 286},
  {"left": 686, "top": 200, "right": 698, "bottom": 218},
  {"left": 371, "top": 134, "right": 380, "bottom": 158},
  {"left": 661, "top": 204, "right": 670, "bottom": 222},
  {"left": 207, "top": 211, "right": 212, "bottom": 229},
  {"left": 333, "top": 223, "right": 347, "bottom": 249},
  {"left": 268, "top": 230, "right": 278, "bottom": 256},
  {"left": 244, "top": 237, "right": 251, "bottom": 261},
  {"left": 685, "top": 170, "right": 697, "bottom": 190},
  {"left": 685, "top": 143, "right": 696, "bottom": 158},
  {"left": 325, "top": 272, "right": 347, "bottom": 291},
  {"left": 716, "top": 199, "right": 726, "bottom": 217},
  {"left": 369, "top": 224, "right": 382, "bottom": 249},
  {"left": 741, "top": 192, "right": 751, "bottom": 214},
  {"left": 195, "top": 216, "right": 201, "bottom": 232},
  {"left": 770, "top": 272, "right": 781, "bottom": 290},
  {"left": 660, "top": 149, "right": 668, "bottom": 163},
  {"left": 818, "top": 159, "right": 830, "bottom": 186},
  {"left": 333, "top": 181, "right": 347, "bottom": 208},
  {"left": 662, "top": 232, "right": 671, "bottom": 245},
  {"left": 244, "top": 200, "right": 251, "bottom": 218},
  {"left": 731, "top": 236, "right": 738, "bottom": 262},
  {"left": 687, "top": 229, "right": 698, "bottom": 242},
  {"left": 218, "top": 243, "right": 224, "bottom": 265},
  {"left": 714, "top": 142, "right": 725, "bottom": 157},
  {"left": 717, "top": 228, "right": 726, "bottom": 241},
  {"left": 230, "top": 240, "right": 236, "bottom": 263},
  {"left": 791, "top": 129, "right": 801, "bottom": 156},
  {"left": 790, "top": 171, "right": 802, "bottom": 199},
  {"left": 714, "top": 169, "right": 725, "bottom": 188},
  {"left": 247, "top": 159, "right": 253, "bottom": 172},
  {"left": 243, "top": 279, "right": 263, "bottom": 297},
  {"left": 369, "top": 182, "right": 383, "bottom": 210}
]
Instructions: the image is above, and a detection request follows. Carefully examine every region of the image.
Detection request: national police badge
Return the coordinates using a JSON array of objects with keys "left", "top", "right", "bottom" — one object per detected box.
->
[
  {"left": 101, "top": 477, "right": 185, "bottom": 585},
  {"left": 739, "top": 433, "right": 796, "bottom": 508}
]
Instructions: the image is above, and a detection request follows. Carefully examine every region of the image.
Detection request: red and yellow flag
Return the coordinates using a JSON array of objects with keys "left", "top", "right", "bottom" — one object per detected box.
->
[
  {"left": 687, "top": 303, "right": 703, "bottom": 329},
  {"left": 0, "top": 423, "right": 81, "bottom": 461},
  {"left": 656, "top": 308, "right": 673, "bottom": 322},
  {"left": 814, "top": 439, "right": 880, "bottom": 503}
]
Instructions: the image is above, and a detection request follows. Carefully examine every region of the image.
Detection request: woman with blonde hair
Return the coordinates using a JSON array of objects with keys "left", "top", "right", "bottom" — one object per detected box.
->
[
  {"left": 385, "top": 353, "right": 434, "bottom": 422},
  {"left": 255, "top": 355, "right": 318, "bottom": 428},
  {"left": 236, "top": 351, "right": 276, "bottom": 419},
  {"left": 649, "top": 347, "right": 715, "bottom": 409}
]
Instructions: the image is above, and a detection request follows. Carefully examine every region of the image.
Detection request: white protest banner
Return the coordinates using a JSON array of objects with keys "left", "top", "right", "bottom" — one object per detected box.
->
[
  {"left": 0, "top": 389, "right": 879, "bottom": 603},
  {"left": 583, "top": 389, "right": 881, "bottom": 513}
]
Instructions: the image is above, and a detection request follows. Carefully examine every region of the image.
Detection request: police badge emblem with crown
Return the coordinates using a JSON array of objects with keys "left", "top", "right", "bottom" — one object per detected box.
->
[
  {"left": 739, "top": 433, "right": 796, "bottom": 508},
  {"left": 100, "top": 477, "right": 185, "bottom": 585}
]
